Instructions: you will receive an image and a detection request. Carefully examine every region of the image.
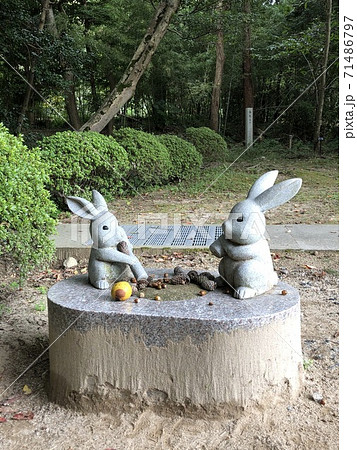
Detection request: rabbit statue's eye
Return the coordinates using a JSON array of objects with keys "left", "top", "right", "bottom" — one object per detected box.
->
[
  {"left": 102, "top": 225, "right": 109, "bottom": 230},
  {"left": 236, "top": 214, "right": 243, "bottom": 222}
]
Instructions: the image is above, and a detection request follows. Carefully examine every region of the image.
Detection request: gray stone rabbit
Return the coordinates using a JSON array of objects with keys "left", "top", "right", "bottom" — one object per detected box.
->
[
  {"left": 210, "top": 171, "right": 302, "bottom": 299},
  {"left": 66, "top": 190, "right": 148, "bottom": 289}
]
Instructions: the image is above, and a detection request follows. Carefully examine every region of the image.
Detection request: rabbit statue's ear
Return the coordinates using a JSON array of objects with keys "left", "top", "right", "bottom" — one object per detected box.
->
[
  {"left": 66, "top": 196, "right": 101, "bottom": 220},
  {"left": 247, "top": 170, "right": 279, "bottom": 199},
  {"left": 92, "top": 190, "right": 108, "bottom": 212},
  {"left": 255, "top": 178, "right": 302, "bottom": 212}
]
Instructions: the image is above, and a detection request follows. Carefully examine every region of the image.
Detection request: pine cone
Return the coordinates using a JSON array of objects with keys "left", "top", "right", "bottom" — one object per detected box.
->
[
  {"left": 137, "top": 278, "right": 149, "bottom": 290},
  {"left": 170, "top": 274, "right": 188, "bottom": 285},
  {"left": 196, "top": 274, "right": 217, "bottom": 291},
  {"left": 173, "top": 266, "right": 190, "bottom": 283},
  {"left": 174, "top": 266, "right": 185, "bottom": 276},
  {"left": 187, "top": 270, "right": 199, "bottom": 283},
  {"left": 200, "top": 271, "right": 215, "bottom": 281},
  {"left": 117, "top": 241, "right": 130, "bottom": 255}
]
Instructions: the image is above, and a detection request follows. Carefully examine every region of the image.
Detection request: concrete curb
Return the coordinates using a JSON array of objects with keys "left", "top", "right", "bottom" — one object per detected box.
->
[{"left": 52, "top": 223, "right": 339, "bottom": 261}]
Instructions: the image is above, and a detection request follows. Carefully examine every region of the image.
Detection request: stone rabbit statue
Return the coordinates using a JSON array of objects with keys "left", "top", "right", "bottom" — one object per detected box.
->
[
  {"left": 210, "top": 171, "right": 302, "bottom": 299},
  {"left": 66, "top": 190, "right": 148, "bottom": 289}
]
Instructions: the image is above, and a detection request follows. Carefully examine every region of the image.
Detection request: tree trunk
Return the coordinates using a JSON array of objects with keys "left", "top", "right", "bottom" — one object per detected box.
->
[
  {"left": 313, "top": 0, "right": 332, "bottom": 154},
  {"left": 243, "top": 0, "right": 254, "bottom": 147},
  {"left": 105, "top": 73, "right": 117, "bottom": 135},
  {"left": 210, "top": 1, "right": 225, "bottom": 133},
  {"left": 17, "top": 0, "right": 50, "bottom": 135},
  {"left": 80, "top": 0, "right": 181, "bottom": 132},
  {"left": 63, "top": 70, "right": 82, "bottom": 130}
]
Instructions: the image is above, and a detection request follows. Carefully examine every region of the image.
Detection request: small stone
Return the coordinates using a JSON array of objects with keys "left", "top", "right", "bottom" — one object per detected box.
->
[
  {"left": 131, "top": 277, "right": 137, "bottom": 283},
  {"left": 134, "top": 298, "right": 140, "bottom": 303},
  {"left": 281, "top": 289, "right": 288, "bottom": 295},
  {"left": 312, "top": 392, "right": 324, "bottom": 404},
  {"left": 198, "top": 290, "right": 207, "bottom": 296},
  {"left": 154, "top": 295, "right": 161, "bottom": 301},
  {"left": 63, "top": 257, "right": 78, "bottom": 269},
  {"left": 139, "top": 292, "right": 145, "bottom": 298},
  {"left": 208, "top": 301, "right": 214, "bottom": 306}
]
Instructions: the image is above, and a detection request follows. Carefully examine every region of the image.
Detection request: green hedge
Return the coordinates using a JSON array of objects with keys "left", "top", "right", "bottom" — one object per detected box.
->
[
  {"left": 39, "top": 131, "right": 129, "bottom": 206},
  {"left": 157, "top": 134, "right": 202, "bottom": 181},
  {"left": 113, "top": 128, "right": 172, "bottom": 191},
  {"left": 0, "top": 124, "right": 57, "bottom": 278},
  {"left": 185, "top": 126, "right": 228, "bottom": 162}
]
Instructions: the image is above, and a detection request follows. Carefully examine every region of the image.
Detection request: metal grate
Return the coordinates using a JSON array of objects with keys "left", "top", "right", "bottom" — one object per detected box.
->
[
  {"left": 171, "top": 225, "right": 194, "bottom": 246},
  {"left": 122, "top": 224, "right": 223, "bottom": 248},
  {"left": 215, "top": 226, "right": 223, "bottom": 240},
  {"left": 143, "top": 226, "right": 174, "bottom": 246},
  {"left": 192, "top": 226, "right": 210, "bottom": 246}
]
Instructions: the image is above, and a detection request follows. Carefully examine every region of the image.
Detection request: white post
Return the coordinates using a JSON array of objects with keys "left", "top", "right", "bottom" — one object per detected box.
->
[{"left": 245, "top": 107, "right": 253, "bottom": 148}]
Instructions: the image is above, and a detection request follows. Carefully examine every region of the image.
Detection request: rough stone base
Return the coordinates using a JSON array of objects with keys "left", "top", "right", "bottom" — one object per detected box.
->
[{"left": 47, "top": 270, "right": 303, "bottom": 415}]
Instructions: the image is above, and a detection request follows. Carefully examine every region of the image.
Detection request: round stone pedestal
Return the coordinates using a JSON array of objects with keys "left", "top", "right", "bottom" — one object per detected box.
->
[{"left": 47, "top": 270, "right": 303, "bottom": 414}]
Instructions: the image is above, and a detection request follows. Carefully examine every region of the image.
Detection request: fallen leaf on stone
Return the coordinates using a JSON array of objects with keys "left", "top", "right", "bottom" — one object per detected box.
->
[
  {"left": 22, "top": 385, "right": 32, "bottom": 395},
  {"left": 11, "top": 411, "right": 34, "bottom": 421}
]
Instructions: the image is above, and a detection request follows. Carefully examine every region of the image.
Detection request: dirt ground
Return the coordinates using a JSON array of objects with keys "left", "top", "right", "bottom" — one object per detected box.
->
[{"left": 0, "top": 249, "right": 338, "bottom": 450}]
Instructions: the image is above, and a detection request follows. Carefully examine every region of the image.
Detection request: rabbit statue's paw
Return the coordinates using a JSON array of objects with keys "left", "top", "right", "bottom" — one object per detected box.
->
[
  {"left": 94, "top": 279, "right": 110, "bottom": 290},
  {"left": 234, "top": 286, "right": 256, "bottom": 299}
]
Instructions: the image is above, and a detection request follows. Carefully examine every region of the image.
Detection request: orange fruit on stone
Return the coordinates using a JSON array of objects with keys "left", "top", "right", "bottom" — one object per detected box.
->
[{"left": 111, "top": 281, "right": 132, "bottom": 301}]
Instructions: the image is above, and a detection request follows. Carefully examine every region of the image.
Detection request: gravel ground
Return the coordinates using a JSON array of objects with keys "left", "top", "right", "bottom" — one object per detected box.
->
[{"left": 0, "top": 250, "right": 338, "bottom": 449}]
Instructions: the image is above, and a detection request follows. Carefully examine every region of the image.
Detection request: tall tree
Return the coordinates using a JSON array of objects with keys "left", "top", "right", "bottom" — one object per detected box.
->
[
  {"left": 210, "top": 0, "right": 225, "bottom": 132},
  {"left": 80, "top": 0, "right": 181, "bottom": 132},
  {"left": 17, "top": 0, "right": 50, "bottom": 135},
  {"left": 46, "top": 4, "right": 82, "bottom": 130},
  {"left": 313, "top": 0, "right": 333, "bottom": 153},
  {"left": 242, "top": 0, "right": 254, "bottom": 147}
]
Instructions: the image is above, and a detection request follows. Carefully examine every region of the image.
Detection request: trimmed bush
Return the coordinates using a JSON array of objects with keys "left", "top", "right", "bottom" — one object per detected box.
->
[
  {"left": 185, "top": 126, "right": 228, "bottom": 162},
  {"left": 113, "top": 128, "right": 172, "bottom": 190},
  {"left": 0, "top": 124, "right": 57, "bottom": 278},
  {"left": 39, "top": 131, "right": 130, "bottom": 206},
  {"left": 157, "top": 134, "right": 202, "bottom": 182}
]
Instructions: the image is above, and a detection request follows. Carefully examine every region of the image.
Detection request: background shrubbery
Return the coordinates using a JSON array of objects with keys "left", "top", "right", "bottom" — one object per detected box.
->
[
  {"left": 39, "top": 131, "right": 129, "bottom": 206},
  {"left": 113, "top": 128, "right": 173, "bottom": 191},
  {"left": 185, "top": 127, "right": 228, "bottom": 163},
  {"left": 0, "top": 124, "right": 57, "bottom": 278},
  {"left": 157, "top": 134, "right": 202, "bottom": 182}
]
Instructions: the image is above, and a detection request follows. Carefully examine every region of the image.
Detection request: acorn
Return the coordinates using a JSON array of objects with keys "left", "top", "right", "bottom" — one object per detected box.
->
[
  {"left": 208, "top": 301, "right": 214, "bottom": 306},
  {"left": 154, "top": 295, "right": 162, "bottom": 301},
  {"left": 134, "top": 298, "right": 140, "bottom": 303},
  {"left": 139, "top": 292, "right": 145, "bottom": 298},
  {"left": 281, "top": 289, "right": 288, "bottom": 295},
  {"left": 116, "top": 241, "right": 130, "bottom": 255},
  {"left": 198, "top": 290, "right": 207, "bottom": 296}
]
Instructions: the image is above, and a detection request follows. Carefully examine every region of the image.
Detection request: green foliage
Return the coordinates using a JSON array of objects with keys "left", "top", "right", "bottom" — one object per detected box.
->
[
  {"left": 34, "top": 301, "right": 46, "bottom": 312},
  {"left": 0, "top": 124, "right": 57, "bottom": 278},
  {"left": 157, "top": 134, "right": 203, "bottom": 182},
  {"left": 112, "top": 128, "right": 172, "bottom": 191},
  {"left": 39, "top": 131, "right": 130, "bottom": 206},
  {"left": 185, "top": 127, "right": 228, "bottom": 162}
]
